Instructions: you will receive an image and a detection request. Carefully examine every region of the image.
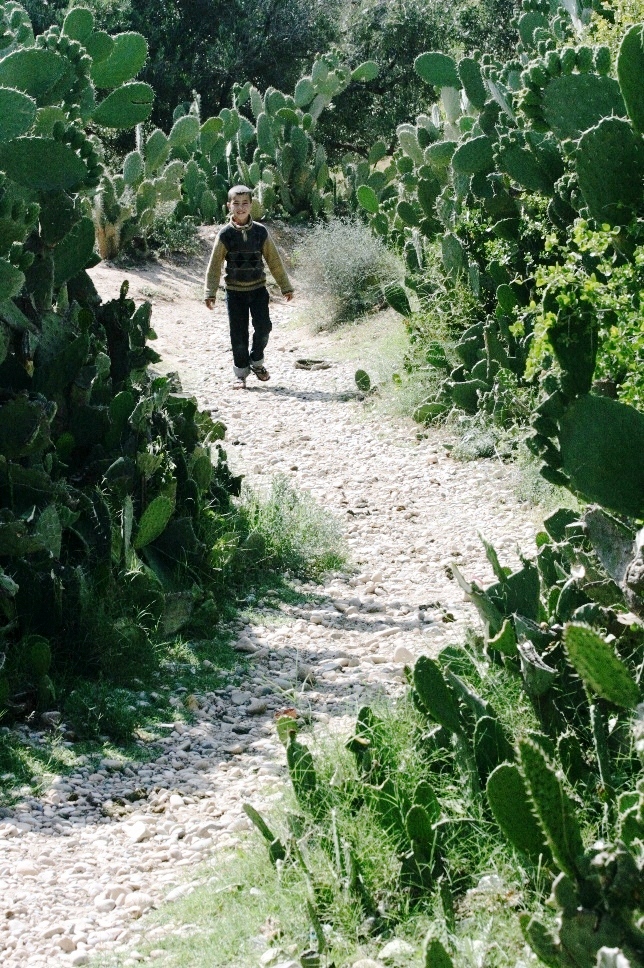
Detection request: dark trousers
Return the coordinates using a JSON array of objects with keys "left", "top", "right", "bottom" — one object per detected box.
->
[{"left": 226, "top": 287, "right": 272, "bottom": 378}]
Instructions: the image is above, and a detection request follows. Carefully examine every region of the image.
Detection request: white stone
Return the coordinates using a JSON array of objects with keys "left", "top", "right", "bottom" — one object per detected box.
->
[
  {"left": 378, "top": 939, "right": 415, "bottom": 962},
  {"left": 393, "top": 646, "right": 415, "bottom": 664},
  {"left": 124, "top": 892, "right": 153, "bottom": 912},
  {"left": 70, "top": 954, "right": 90, "bottom": 966},
  {"left": 260, "top": 950, "right": 280, "bottom": 966},
  {"left": 58, "top": 935, "right": 77, "bottom": 953},
  {"left": 165, "top": 885, "right": 195, "bottom": 902},
  {"left": 94, "top": 896, "right": 116, "bottom": 912},
  {"left": 124, "top": 821, "right": 152, "bottom": 843}
]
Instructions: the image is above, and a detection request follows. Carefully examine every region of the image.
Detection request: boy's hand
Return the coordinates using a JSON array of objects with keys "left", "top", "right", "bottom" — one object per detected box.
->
[
  {"left": 284, "top": 292, "right": 294, "bottom": 302},
  {"left": 204, "top": 298, "right": 215, "bottom": 310}
]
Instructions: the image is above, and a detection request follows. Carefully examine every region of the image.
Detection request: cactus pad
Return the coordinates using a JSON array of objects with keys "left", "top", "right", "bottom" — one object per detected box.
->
[
  {"left": 24, "top": 634, "right": 51, "bottom": 676},
  {"left": 617, "top": 23, "right": 644, "bottom": 133},
  {"left": 356, "top": 185, "right": 379, "bottom": 214},
  {"left": 92, "top": 82, "right": 154, "bottom": 128},
  {"left": 133, "top": 495, "right": 174, "bottom": 549},
  {"left": 53, "top": 216, "right": 95, "bottom": 289},
  {"left": 0, "top": 87, "right": 36, "bottom": 141},
  {"left": 558, "top": 393, "right": 644, "bottom": 518},
  {"left": 517, "top": 738, "right": 584, "bottom": 879},
  {"left": 452, "top": 135, "right": 495, "bottom": 175},
  {"left": 355, "top": 369, "right": 371, "bottom": 392},
  {"left": 487, "top": 763, "right": 550, "bottom": 864},
  {"left": 413, "top": 655, "right": 462, "bottom": 735},
  {"left": 0, "top": 136, "right": 88, "bottom": 190},
  {"left": 169, "top": 114, "right": 200, "bottom": 147},
  {"left": 474, "top": 715, "right": 514, "bottom": 783},
  {"left": 90, "top": 31, "right": 148, "bottom": 87},
  {"left": 458, "top": 57, "right": 487, "bottom": 109},
  {"left": 541, "top": 74, "right": 626, "bottom": 140},
  {"left": 383, "top": 283, "right": 411, "bottom": 316},
  {"left": 576, "top": 117, "right": 644, "bottom": 226},
  {"left": 415, "top": 52, "right": 460, "bottom": 88},
  {"left": 62, "top": 6, "right": 95, "bottom": 42},
  {"left": 287, "top": 734, "right": 317, "bottom": 806},
  {"left": 564, "top": 623, "right": 639, "bottom": 708}
]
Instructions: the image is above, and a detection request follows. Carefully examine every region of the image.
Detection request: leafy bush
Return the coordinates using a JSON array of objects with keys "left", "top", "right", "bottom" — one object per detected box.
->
[
  {"left": 525, "top": 222, "right": 644, "bottom": 409},
  {"left": 143, "top": 213, "right": 202, "bottom": 258},
  {"left": 295, "top": 217, "right": 403, "bottom": 327}
]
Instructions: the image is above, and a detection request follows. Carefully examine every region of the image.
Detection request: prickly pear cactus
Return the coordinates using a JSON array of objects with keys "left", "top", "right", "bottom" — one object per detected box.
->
[
  {"left": 0, "top": 4, "right": 242, "bottom": 719},
  {"left": 563, "top": 624, "right": 640, "bottom": 708}
]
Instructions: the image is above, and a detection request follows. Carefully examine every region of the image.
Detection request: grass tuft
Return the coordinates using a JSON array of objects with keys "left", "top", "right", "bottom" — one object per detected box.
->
[{"left": 237, "top": 475, "right": 348, "bottom": 580}]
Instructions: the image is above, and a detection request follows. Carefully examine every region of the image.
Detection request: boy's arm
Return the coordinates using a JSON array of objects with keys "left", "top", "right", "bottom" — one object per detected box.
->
[
  {"left": 204, "top": 238, "right": 227, "bottom": 304},
  {"left": 262, "top": 235, "right": 293, "bottom": 296}
]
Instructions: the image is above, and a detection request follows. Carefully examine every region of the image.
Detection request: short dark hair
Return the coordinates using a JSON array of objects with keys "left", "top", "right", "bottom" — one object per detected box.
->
[{"left": 228, "top": 184, "right": 253, "bottom": 200}]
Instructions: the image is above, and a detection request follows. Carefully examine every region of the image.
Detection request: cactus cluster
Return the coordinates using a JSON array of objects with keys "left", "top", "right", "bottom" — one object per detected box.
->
[
  {"left": 354, "top": 2, "right": 644, "bottom": 426},
  {"left": 93, "top": 50, "right": 380, "bottom": 254},
  {"left": 231, "top": 52, "right": 378, "bottom": 218},
  {"left": 0, "top": 4, "right": 242, "bottom": 714},
  {"left": 92, "top": 120, "right": 186, "bottom": 258},
  {"left": 244, "top": 494, "right": 641, "bottom": 963}
]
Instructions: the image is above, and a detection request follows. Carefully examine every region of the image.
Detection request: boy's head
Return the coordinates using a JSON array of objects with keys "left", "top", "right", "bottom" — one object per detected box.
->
[{"left": 227, "top": 184, "right": 252, "bottom": 225}]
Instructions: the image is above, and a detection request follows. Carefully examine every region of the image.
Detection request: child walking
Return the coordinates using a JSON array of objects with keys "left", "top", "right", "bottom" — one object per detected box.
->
[{"left": 204, "top": 185, "right": 294, "bottom": 388}]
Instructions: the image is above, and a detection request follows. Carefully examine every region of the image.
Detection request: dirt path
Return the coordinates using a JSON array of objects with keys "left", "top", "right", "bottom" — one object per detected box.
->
[{"left": 0, "top": 234, "right": 541, "bottom": 966}]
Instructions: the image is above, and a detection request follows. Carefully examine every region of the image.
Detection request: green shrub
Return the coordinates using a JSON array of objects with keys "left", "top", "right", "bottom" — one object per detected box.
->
[
  {"left": 138, "top": 213, "right": 202, "bottom": 258},
  {"left": 64, "top": 682, "right": 143, "bottom": 743},
  {"left": 295, "top": 217, "right": 404, "bottom": 327}
]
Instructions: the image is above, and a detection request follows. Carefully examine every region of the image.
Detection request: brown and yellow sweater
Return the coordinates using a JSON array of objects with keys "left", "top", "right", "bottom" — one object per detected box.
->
[{"left": 203, "top": 217, "right": 293, "bottom": 299}]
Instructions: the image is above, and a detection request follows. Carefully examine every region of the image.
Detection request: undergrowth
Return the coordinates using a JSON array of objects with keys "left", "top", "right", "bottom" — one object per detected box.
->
[
  {"left": 237, "top": 475, "right": 347, "bottom": 581},
  {"left": 118, "top": 679, "right": 553, "bottom": 968},
  {"left": 0, "top": 477, "right": 346, "bottom": 796}
]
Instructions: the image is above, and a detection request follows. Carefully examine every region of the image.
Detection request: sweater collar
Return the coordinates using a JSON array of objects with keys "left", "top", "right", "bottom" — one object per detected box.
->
[{"left": 229, "top": 215, "right": 253, "bottom": 240}]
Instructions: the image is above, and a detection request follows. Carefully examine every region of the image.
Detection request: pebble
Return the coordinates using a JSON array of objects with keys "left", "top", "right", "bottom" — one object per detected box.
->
[
  {"left": 124, "top": 821, "right": 152, "bottom": 844},
  {"left": 378, "top": 938, "right": 415, "bottom": 961},
  {"left": 0, "top": 258, "right": 540, "bottom": 967}
]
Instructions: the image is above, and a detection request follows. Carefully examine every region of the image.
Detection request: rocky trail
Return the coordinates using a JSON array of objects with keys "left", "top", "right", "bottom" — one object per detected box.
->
[{"left": 0, "top": 232, "right": 542, "bottom": 967}]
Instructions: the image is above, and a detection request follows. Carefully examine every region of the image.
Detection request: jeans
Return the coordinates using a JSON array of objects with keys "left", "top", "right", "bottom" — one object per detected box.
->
[{"left": 226, "top": 287, "right": 272, "bottom": 378}]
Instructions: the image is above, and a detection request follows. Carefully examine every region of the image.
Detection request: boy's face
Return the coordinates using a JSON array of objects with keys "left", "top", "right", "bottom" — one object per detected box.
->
[{"left": 228, "top": 193, "right": 252, "bottom": 224}]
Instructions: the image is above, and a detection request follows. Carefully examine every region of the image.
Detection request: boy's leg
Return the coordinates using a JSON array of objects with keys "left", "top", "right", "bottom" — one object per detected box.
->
[
  {"left": 248, "top": 287, "right": 272, "bottom": 373},
  {"left": 226, "top": 290, "right": 251, "bottom": 380}
]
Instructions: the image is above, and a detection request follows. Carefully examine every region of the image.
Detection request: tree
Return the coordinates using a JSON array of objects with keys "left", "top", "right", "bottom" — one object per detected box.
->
[
  {"left": 57, "top": 0, "right": 341, "bottom": 128},
  {"left": 317, "top": 0, "right": 519, "bottom": 160}
]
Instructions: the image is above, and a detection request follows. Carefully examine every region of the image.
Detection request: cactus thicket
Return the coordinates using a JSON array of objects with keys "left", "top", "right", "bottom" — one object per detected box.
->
[{"left": 0, "top": 3, "right": 241, "bottom": 714}]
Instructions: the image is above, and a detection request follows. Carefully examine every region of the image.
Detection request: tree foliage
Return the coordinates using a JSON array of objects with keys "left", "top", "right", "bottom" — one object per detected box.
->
[
  {"left": 318, "top": 0, "right": 519, "bottom": 159},
  {"left": 53, "top": 0, "right": 342, "bottom": 128}
]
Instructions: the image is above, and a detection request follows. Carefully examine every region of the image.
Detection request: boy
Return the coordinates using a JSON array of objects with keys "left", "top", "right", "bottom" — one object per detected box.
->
[{"left": 204, "top": 185, "right": 294, "bottom": 388}]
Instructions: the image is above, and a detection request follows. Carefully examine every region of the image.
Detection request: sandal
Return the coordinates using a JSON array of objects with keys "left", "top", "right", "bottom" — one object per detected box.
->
[
  {"left": 233, "top": 377, "right": 247, "bottom": 389},
  {"left": 251, "top": 364, "right": 270, "bottom": 382}
]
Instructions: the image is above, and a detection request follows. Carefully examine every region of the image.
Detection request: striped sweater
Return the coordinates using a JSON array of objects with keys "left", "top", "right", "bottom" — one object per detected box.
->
[{"left": 204, "top": 217, "right": 293, "bottom": 298}]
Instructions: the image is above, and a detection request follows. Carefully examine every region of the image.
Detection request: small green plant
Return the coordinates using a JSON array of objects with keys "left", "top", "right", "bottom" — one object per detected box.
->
[
  {"left": 237, "top": 476, "right": 346, "bottom": 580},
  {"left": 142, "top": 213, "right": 202, "bottom": 257}
]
